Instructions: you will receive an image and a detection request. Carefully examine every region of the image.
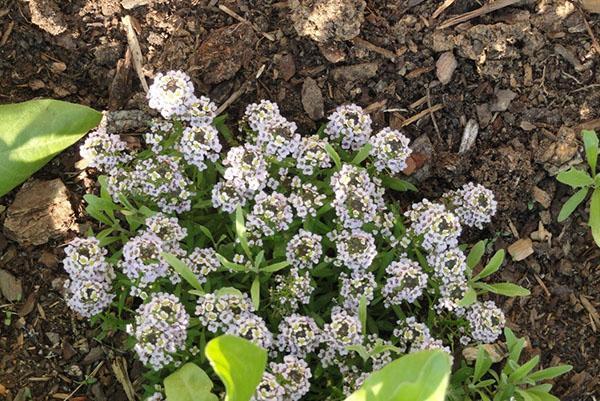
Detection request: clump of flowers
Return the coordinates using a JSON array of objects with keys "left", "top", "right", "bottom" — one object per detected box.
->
[{"left": 64, "top": 70, "right": 531, "bottom": 401}]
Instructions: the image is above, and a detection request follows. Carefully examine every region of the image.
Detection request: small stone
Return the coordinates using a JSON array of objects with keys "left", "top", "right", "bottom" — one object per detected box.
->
[
  {"left": 275, "top": 53, "right": 296, "bottom": 81},
  {"left": 508, "top": 238, "right": 534, "bottom": 261},
  {"left": 196, "top": 23, "right": 257, "bottom": 85},
  {"left": 332, "top": 62, "right": 379, "bottom": 81},
  {"left": 301, "top": 78, "right": 324, "bottom": 120},
  {"left": 290, "top": 0, "right": 366, "bottom": 42},
  {"left": 121, "top": 0, "right": 151, "bottom": 9},
  {"left": 82, "top": 347, "right": 104, "bottom": 365},
  {"left": 476, "top": 103, "right": 492, "bottom": 128},
  {"left": 435, "top": 51, "right": 457, "bottom": 85},
  {"left": 46, "top": 332, "right": 61, "bottom": 347},
  {"left": 3, "top": 179, "right": 75, "bottom": 246},
  {"left": 520, "top": 121, "right": 536, "bottom": 131},
  {"left": 409, "top": 134, "right": 434, "bottom": 182},
  {"left": 490, "top": 89, "right": 517, "bottom": 112},
  {"left": 0, "top": 269, "right": 22, "bottom": 302},
  {"left": 62, "top": 341, "right": 78, "bottom": 360}
]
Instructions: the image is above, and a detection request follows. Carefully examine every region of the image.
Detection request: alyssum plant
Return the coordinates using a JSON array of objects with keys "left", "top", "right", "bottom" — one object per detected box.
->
[{"left": 63, "top": 71, "right": 569, "bottom": 401}]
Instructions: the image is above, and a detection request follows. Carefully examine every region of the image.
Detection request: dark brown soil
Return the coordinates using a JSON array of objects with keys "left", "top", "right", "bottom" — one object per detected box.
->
[{"left": 1, "top": 0, "right": 599, "bottom": 400}]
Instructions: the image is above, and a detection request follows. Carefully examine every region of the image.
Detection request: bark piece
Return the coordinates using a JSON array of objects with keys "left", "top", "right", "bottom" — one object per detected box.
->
[
  {"left": 3, "top": 179, "right": 75, "bottom": 246},
  {"left": 508, "top": 238, "right": 534, "bottom": 261}
]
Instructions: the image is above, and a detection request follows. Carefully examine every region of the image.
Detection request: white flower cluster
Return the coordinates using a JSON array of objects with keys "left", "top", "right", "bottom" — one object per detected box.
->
[
  {"left": 147, "top": 70, "right": 197, "bottom": 119},
  {"left": 286, "top": 230, "right": 322, "bottom": 270},
  {"left": 339, "top": 271, "right": 377, "bottom": 312},
  {"left": 393, "top": 317, "right": 449, "bottom": 354},
  {"left": 325, "top": 104, "right": 372, "bottom": 150},
  {"left": 253, "top": 355, "right": 312, "bottom": 401},
  {"left": 369, "top": 127, "right": 412, "bottom": 173},
  {"left": 331, "top": 229, "right": 378, "bottom": 271},
  {"left": 318, "top": 307, "right": 363, "bottom": 367},
  {"left": 382, "top": 257, "right": 428, "bottom": 306},
  {"left": 445, "top": 182, "right": 498, "bottom": 229},
  {"left": 63, "top": 237, "right": 115, "bottom": 318},
  {"left": 427, "top": 248, "right": 469, "bottom": 313},
  {"left": 126, "top": 292, "right": 189, "bottom": 370},
  {"left": 465, "top": 301, "right": 506, "bottom": 343},
  {"left": 276, "top": 314, "right": 321, "bottom": 357},
  {"left": 270, "top": 269, "right": 314, "bottom": 314},
  {"left": 294, "top": 135, "right": 332, "bottom": 175},
  {"left": 404, "top": 199, "right": 462, "bottom": 253},
  {"left": 80, "top": 123, "right": 131, "bottom": 172}
]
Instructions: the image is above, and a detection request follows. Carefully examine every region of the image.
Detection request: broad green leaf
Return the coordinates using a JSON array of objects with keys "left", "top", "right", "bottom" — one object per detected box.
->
[
  {"left": 526, "top": 390, "right": 559, "bottom": 401},
  {"left": 556, "top": 168, "right": 594, "bottom": 188},
  {"left": 557, "top": 187, "right": 588, "bottom": 222},
  {"left": 162, "top": 252, "right": 204, "bottom": 291},
  {"left": 582, "top": 130, "right": 598, "bottom": 173},
  {"left": 251, "top": 276, "right": 260, "bottom": 310},
  {"left": 205, "top": 335, "right": 267, "bottom": 401},
  {"left": 344, "top": 349, "right": 451, "bottom": 401},
  {"left": 473, "top": 250, "right": 505, "bottom": 281},
  {"left": 475, "top": 282, "right": 530, "bottom": 297},
  {"left": 381, "top": 176, "right": 418, "bottom": 192},
  {"left": 235, "top": 206, "right": 252, "bottom": 258},
  {"left": 516, "top": 389, "right": 540, "bottom": 401},
  {"left": 352, "top": 143, "right": 373, "bottom": 165},
  {"left": 215, "top": 287, "right": 243, "bottom": 298},
  {"left": 590, "top": 188, "right": 600, "bottom": 247},
  {"left": 527, "top": 365, "right": 572, "bottom": 382},
  {"left": 458, "top": 287, "right": 477, "bottom": 307},
  {"left": 467, "top": 240, "right": 486, "bottom": 269},
  {"left": 510, "top": 356, "right": 540, "bottom": 383},
  {"left": 164, "top": 362, "right": 218, "bottom": 401},
  {"left": 473, "top": 346, "right": 493, "bottom": 382},
  {"left": 261, "top": 260, "right": 290, "bottom": 273},
  {"left": 0, "top": 99, "right": 101, "bottom": 196},
  {"left": 325, "top": 143, "right": 342, "bottom": 170}
]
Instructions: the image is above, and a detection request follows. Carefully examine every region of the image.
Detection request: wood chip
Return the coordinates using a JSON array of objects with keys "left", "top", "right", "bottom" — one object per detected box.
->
[
  {"left": 121, "top": 15, "right": 148, "bottom": 92},
  {"left": 508, "top": 238, "right": 534, "bottom": 261},
  {"left": 405, "top": 66, "right": 434, "bottom": 79},
  {"left": 459, "top": 118, "right": 479, "bottom": 154},
  {"left": 580, "top": 295, "right": 600, "bottom": 330},
  {"left": 582, "top": 0, "right": 600, "bottom": 13},
  {"left": 532, "top": 186, "right": 552, "bottom": 209}
]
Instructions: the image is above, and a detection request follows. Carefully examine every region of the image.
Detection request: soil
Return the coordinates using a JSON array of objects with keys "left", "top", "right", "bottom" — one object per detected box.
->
[{"left": 1, "top": 0, "right": 599, "bottom": 400}]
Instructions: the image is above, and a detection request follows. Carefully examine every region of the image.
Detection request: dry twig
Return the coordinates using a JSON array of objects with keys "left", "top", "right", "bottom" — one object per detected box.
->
[
  {"left": 121, "top": 15, "right": 148, "bottom": 92},
  {"left": 351, "top": 37, "right": 396, "bottom": 60},
  {"left": 437, "top": 0, "right": 521, "bottom": 29},
  {"left": 432, "top": 0, "right": 456, "bottom": 19},
  {"left": 401, "top": 104, "right": 444, "bottom": 127},
  {"left": 0, "top": 20, "right": 13, "bottom": 46},
  {"left": 218, "top": 4, "right": 275, "bottom": 41}
]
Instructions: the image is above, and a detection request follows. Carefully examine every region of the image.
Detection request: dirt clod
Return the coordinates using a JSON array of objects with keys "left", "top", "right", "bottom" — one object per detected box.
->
[
  {"left": 28, "top": 0, "right": 67, "bottom": 36},
  {"left": 332, "top": 62, "right": 379, "bottom": 82},
  {"left": 3, "top": 179, "right": 75, "bottom": 246},
  {"left": 490, "top": 89, "right": 517, "bottom": 112},
  {"left": 289, "top": 0, "right": 366, "bottom": 43}
]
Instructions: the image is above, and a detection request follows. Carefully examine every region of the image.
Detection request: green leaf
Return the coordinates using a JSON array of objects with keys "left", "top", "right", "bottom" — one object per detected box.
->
[
  {"left": 510, "top": 356, "right": 540, "bottom": 383},
  {"left": 235, "top": 206, "right": 252, "bottom": 259},
  {"left": 467, "top": 240, "right": 486, "bottom": 270},
  {"left": 164, "top": 363, "right": 218, "bottom": 401},
  {"left": 475, "top": 282, "right": 530, "bottom": 297},
  {"left": 162, "top": 252, "right": 204, "bottom": 291},
  {"left": 251, "top": 276, "right": 260, "bottom": 310},
  {"left": 557, "top": 187, "right": 588, "bottom": 222},
  {"left": 381, "top": 176, "right": 418, "bottom": 192},
  {"left": 261, "top": 260, "right": 290, "bottom": 273},
  {"left": 347, "top": 344, "right": 370, "bottom": 362},
  {"left": 526, "top": 390, "right": 559, "bottom": 401},
  {"left": 205, "top": 335, "right": 267, "bottom": 401},
  {"left": 527, "top": 365, "right": 572, "bottom": 382},
  {"left": 351, "top": 143, "right": 373, "bottom": 165},
  {"left": 0, "top": 99, "right": 102, "bottom": 196},
  {"left": 582, "top": 130, "right": 598, "bottom": 173},
  {"left": 216, "top": 254, "right": 248, "bottom": 272},
  {"left": 325, "top": 143, "right": 342, "bottom": 170},
  {"left": 556, "top": 168, "right": 594, "bottom": 188},
  {"left": 473, "top": 250, "right": 505, "bottom": 281},
  {"left": 458, "top": 287, "right": 477, "bottom": 307},
  {"left": 589, "top": 187, "right": 600, "bottom": 247},
  {"left": 358, "top": 294, "right": 367, "bottom": 335},
  {"left": 473, "top": 346, "right": 493, "bottom": 382},
  {"left": 344, "top": 349, "right": 451, "bottom": 401}
]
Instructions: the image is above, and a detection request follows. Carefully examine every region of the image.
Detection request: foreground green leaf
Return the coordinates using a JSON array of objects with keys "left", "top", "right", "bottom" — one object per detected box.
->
[
  {"left": 556, "top": 168, "right": 594, "bottom": 188},
  {"left": 589, "top": 187, "right": 600, "bottom": 247},
  {"left": 205, "top": 335, "right": 267, "bottom": 401},
  {"left": 0, "top": 99, "right": 101, "bottom": 196},
  {"left": 582, "top": 130, "right": 598, "bottom": 173},
  {"left": 344, "top": 349, "right": 451, "bottom": 401},
  {"left": 557, "top": 187, "right": 588, "bottom": 222},
  {"left": 164, "top": 363, "right": 218, "bottom": 401}
]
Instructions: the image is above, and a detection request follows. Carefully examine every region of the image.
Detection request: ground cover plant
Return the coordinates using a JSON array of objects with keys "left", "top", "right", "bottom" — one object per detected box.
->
[{"left": 62, "top": 71, "right": 570, "bottom": 401}]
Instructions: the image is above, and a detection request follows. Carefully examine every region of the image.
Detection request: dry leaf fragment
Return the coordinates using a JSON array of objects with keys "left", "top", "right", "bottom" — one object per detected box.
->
[
  {"left": 462, "top": 342, "right": 507, "bottom": 362},
  {"left": 508, "top": 238, "right": 534, "bottom": 261}
]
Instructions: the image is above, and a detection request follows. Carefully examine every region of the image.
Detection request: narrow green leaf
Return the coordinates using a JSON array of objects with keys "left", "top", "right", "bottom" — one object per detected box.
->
[
  {"left": 162, "top": 252, "right": 203, "bottom": 291},
  {"left": 0, "top": 99, "right": 102, "bottom": 196},
  {"left": 467, "top": 240, "right": 486, "bottom": 269},
  {"left": 235, "top": 206, "right": 252, "bottom": 258},
  {"left": 527, "top": 365, "right": 572, "bottom": 382},
  {"left": 344, "top": 350, "right": 451, "bottom": 401},
  {"left": 381, "top": 176, "right": 418, "bottom": 192},
  {"left": 516, "top": 389, "right": 539, "bottom": 401},
  {"left": 473, "top": 346, "right": 493, "bottom": 382},
  {"left": 358, "top": 295, "right": 367, "bottom": 335},
  {"left": 251, "top": 276, "right": 260, "bottom": 310},
  {"left": 557, "top": 187, "right": 588, "bottom": 222},
  {"left": 458, "top": 287, "right": 477, "bottom": 307},
  {"left": 205, "top": 335, "right": 267, "bottom": 401},
  {"left": 261, "top": 260, "right": 290, "bottom": 273},
  {"left": 556, "top": 168, "right": 594, "bottom": 188},
  {"left": 346, "top": 344, "right": 370, "bottom": 362},
  {"left": 527, "top": 390, "right": 559, "bottom": 401},
  {"left": 582, "top": 130, "right": 598, "bottom": 173},
  {"left": 351, "top": 143, "right": 373, "bottom": 165},
  {"left": 473, "top": 250, "right": 505, "bottom": 281},
  {"left": 476, "top": 282, "right": 530, "bottom": 297},
  {"left": 510, "top": 356, "right": 540, "bottom": 383},
  {"left": 589, "top": 187, "right": 600, "bottom": 247},
  {"left": 216, "top": 254, "right": 248, "bottom": 272},
  {"left": 164, "top": 363, "right": 218, "bottom": 401},
  {"left": 325, "top": 143, "right": 342, "bottom": 170}
]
